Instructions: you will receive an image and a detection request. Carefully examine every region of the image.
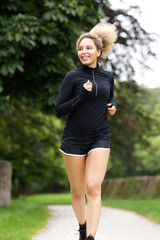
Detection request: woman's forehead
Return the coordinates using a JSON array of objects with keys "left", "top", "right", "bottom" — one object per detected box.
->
[{"left": 79, "top": 38, "right": 95, "bottom": 46}]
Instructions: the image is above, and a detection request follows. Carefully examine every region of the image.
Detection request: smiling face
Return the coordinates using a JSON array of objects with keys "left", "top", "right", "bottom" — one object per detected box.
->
[{"left": 78, "top": 38, "right": 101, "bottom": 68}]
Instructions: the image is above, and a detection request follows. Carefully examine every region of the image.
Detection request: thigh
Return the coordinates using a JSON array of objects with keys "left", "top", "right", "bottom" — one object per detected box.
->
[
  {"left": 62, "top": 153, "right": 86, "bottom": 190},
  {"left": 85, "top": 149, "right": 110, "bottom": 186}
]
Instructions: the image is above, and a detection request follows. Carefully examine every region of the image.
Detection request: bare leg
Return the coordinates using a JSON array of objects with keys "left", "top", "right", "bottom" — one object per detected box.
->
[
  {"left": 62, "top": 153, "right": 86, "bottom": 224},
  {"left": 85, "top": 149, "right": 110, "bottom": 238}
]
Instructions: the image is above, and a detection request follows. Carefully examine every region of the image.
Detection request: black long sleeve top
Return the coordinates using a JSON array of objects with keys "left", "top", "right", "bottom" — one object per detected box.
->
[{"left": 55, "top": 64, "right": 116, "bottom": 137}]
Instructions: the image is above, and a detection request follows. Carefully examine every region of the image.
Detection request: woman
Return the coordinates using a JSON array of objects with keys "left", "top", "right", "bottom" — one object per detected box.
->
[{"left": 55, "top": 22, "right": 117, "bottom": 240}]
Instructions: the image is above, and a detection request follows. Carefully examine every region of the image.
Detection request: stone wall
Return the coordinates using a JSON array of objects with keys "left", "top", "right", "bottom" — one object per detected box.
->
[
  {"left": 102, "top": 175, "right": 160, "bottom": 198},
  {"left": 0, "top": 161, "right": 12, "bottom": 206}
]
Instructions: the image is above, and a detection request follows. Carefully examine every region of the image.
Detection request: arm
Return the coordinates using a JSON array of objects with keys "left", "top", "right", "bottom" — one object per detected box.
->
[
  {"left": 55, "top": 72, "right": 88, "bottom": 118},
  {"left": 108, "top": 76, "right": 117, "bottom": 108},
  {"left": 107, "top": 76, "right": 117, "bottom": 115}
]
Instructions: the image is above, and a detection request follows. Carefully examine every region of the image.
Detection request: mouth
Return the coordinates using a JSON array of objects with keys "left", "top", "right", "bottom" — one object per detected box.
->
[{"left": 82, "top": 56, "right": 89, "bottom": 60}]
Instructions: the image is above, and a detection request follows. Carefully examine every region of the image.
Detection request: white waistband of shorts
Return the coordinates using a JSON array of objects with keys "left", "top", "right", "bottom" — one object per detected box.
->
[{"left": 59, "top": 149, "right": 86, "bottom": 157}]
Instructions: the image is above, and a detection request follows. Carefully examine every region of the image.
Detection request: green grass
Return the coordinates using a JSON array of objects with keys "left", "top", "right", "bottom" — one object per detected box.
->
[
  {"left": 0, "top": 193, "right": 71, "bottom": 240},
  {"left": 102, "top": 198, "right": 160, "bottom": 224},
  {"left": 27, "top": 193, "right": 71, "bottom": 205},
  {"left": 0, "top": 193, "right": 160, "bottom": 240},
  {"left": 0, "top": 197, "right": 49, "bottom": 240}
]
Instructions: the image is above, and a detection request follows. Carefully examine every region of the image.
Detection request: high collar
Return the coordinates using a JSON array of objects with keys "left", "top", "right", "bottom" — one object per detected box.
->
[{"left": 80, "top": 64, "right": 100, "bottom": 74}]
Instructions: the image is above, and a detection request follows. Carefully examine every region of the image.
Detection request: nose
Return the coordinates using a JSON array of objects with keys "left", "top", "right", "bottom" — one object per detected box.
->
[{"left": 81, "top": 48, "right": 87, "bottom": 54}]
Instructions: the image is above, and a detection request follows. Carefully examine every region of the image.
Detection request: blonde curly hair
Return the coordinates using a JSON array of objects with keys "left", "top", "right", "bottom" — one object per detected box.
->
[{"left": 76, "top": 22, "right": 118, "bottom": 62}]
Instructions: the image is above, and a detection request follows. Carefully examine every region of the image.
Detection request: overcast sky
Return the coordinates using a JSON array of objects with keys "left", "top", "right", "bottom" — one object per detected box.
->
[{"left": 111, "top": 0, "right": 160, "bottom": 88}]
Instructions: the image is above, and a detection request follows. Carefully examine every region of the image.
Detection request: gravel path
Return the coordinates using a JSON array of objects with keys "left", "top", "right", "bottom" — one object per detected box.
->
[{"left": 32, "top": 205, "right": 160, "bottom": 240}]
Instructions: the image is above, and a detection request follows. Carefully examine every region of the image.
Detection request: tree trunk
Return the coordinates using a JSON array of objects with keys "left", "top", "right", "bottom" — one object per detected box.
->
[{"left": 0, "top": 161, "right": 12, "bottom": 206}]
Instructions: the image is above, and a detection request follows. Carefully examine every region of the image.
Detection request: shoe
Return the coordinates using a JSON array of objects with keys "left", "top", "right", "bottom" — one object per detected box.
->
[
  {"left": 79, "top": 228, "right": 86, "bottom": 240},
  {"left": 86, "top": 234, "right": 95, "bottom": 240}
]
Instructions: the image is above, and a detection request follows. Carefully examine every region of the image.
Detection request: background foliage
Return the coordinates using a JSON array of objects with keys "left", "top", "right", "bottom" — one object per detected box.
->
[
  {"left": 0, "top": 0, "right": 159, "bottom": 195},
  {"left": 108, "top": 83, "right": 160, "bottom": 178},
  {"left": 0, "top": 101, "right": 67, "bottom": 195},
  {"left": 0, "top": 0, "right": 155, "bottom": 113}
]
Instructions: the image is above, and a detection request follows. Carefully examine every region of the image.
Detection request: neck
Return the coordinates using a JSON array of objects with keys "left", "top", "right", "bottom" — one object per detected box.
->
[
  {"left": 86, "top": 63, "right": 97, "bottom": 68},
  {"left": 81, "top": 63, "right": 100, "bottom": 73}
]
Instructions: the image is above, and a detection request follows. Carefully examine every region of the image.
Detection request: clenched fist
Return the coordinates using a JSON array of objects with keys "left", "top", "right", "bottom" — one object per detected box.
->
[
  {"left": 83, "top": 80, "right": 93, "bottom": 92},
  {"left": 107, "top": 103, "right": 117, "bottom": 115}
]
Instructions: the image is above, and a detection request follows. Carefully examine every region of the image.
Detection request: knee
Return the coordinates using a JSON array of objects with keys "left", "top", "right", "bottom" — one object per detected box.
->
[
  {"left": 71, "top": 188, "right": 85, "bottom": 201},
  {"left": 86, "top": 183, "right": 101, "bottom": 198}
]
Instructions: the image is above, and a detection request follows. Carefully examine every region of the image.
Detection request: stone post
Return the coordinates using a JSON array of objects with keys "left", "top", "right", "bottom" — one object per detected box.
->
[{"left": 0, "top": 161, "right": 12, "bottom": 206}]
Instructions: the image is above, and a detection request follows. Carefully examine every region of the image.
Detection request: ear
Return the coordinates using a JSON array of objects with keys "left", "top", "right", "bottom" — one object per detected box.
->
[{"left": 97, "top": 49, "right": 101, "bottom": 57}]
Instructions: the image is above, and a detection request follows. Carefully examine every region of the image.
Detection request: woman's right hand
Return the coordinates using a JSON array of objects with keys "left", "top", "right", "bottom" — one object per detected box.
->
[{"left": 83, "top": 80, "right": 93, "bottom": 92}]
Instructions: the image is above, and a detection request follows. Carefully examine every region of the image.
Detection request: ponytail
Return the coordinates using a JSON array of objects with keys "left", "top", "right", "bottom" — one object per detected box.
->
[{"left": 89, "top": 22, "right": 118, "bottom": 61}]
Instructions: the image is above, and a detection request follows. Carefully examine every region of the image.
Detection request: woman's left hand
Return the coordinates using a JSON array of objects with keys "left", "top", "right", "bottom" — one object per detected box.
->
[{"left": 107, "top": 103, "right": 117, "bottom": 115}]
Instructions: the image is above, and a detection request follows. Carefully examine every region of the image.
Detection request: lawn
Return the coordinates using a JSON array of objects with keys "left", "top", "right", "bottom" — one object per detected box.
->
[
  {"left": 0, "top": 193, "right": 159, "bottom": 240},
  {"left": 0, "top": 193, "right": 71, "bottom": 240},
  {"left": 0, "top": 197, "right": 49, "bottom": 240},
  {"left": 102, "top": 198, "right": 160, "bottom": 224}
]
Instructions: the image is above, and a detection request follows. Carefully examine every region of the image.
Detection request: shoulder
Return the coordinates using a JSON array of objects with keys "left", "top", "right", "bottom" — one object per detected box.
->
[
  {"left": 64, "top": 68, "right": 84, "bottom": 83},
  {"left": 99, "top": 69, "right": 114, "bottom": 80},
  {"left": 100, "top": 69, "right": 114, "bottom": 79},
  {"left": 65, "top": 69, "right": 79, "bottom": 78},
  {"left": 63, "top": 69, "right": 79, "bottom": 83}
]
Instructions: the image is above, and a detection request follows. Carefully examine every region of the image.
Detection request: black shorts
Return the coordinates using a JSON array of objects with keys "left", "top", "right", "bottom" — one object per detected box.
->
[{"left": 60, "top": 129, "right": 111, "bottom": 156}]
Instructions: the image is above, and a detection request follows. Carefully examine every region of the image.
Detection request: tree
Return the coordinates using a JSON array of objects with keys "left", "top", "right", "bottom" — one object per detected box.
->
[
  {"left": 101, "top": 2, "right": 157, "bottom": 79},
  {"left": 0, "top": 0, "right": 156, "bottom": 113},
  {"left": 133, "top": 88, "right": 160, "bottom": 176},
  {"left": 106, "top": 82, "right": 160, "bottom": 178},
  {"left": 107, "top": 81, "right": 159, "bottom": 178},
  {"left": 0, "top": 0, "right": 102, "bottom": 113},
  {"left": 0, "top": 101, "right": 67, "bottom": 195}
]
